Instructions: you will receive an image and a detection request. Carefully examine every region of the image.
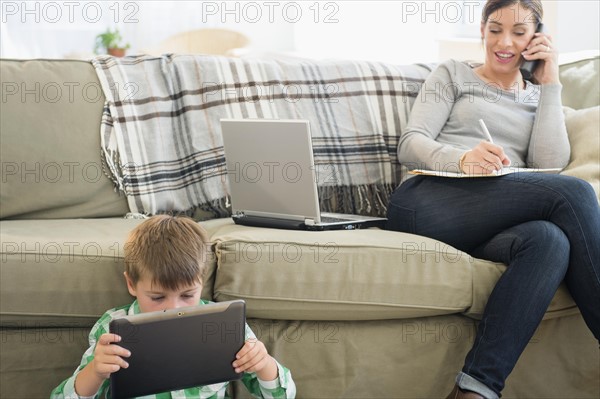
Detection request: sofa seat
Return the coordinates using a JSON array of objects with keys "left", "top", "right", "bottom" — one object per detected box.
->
[
  {"left": 2, "top": 216, "right": 576, "bottom": 330},
  {"left": 0, "top": 218, "right": 219, "bottom": 327},
  {"left": 203, "top": 218, "right": 578, "bottom": 322}
]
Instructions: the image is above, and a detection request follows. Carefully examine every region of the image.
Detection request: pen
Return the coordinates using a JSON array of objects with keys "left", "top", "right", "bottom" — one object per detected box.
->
[{"left": 478, "top": 119, "right": 494, "bottom": 143}]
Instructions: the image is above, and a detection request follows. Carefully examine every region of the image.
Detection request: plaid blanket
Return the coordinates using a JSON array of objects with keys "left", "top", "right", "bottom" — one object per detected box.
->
[{"left": 92, "top": 54, "right": 432, "bottom": 219}]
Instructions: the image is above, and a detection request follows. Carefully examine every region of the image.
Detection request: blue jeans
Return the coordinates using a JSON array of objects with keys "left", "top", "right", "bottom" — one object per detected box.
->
[{"left": 386, "top": 173, "right": 600, "bottom": 397}]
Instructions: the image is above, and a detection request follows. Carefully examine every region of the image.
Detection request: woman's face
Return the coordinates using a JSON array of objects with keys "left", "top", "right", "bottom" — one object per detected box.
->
[{"left": 481, "top": 4, "right": 537, "bottom": 74}]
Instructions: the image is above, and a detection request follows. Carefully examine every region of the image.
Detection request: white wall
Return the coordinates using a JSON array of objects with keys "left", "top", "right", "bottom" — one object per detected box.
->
[
  {"left": 293, "top": 1, "right": 451, "bottom": 64},
  {"left": 0, "top": 1, "right": 298, "bottom": 59},
  {"left": 554, "top": 0, "right": 599, "bottom": 53},
  {"left": 1, "top": 1, "right": 598, "bottom": 62},
  {"left": 437, "top": 0, "right": 600, "bottom": 63}
]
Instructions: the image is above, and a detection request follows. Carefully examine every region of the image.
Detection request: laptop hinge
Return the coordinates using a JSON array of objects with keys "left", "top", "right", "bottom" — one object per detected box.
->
[{"left": 304, "top": 218, "right": 316, "bottom": 226}]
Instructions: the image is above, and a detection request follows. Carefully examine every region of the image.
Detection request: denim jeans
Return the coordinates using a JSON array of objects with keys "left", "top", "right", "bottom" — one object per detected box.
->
[{"left": 386, "top": 173, "right": 600, "bottom": 397}]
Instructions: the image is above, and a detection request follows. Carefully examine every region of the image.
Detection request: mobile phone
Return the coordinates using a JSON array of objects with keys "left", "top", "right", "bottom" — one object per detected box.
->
[{"left": 520, "top": 22, "right": 545, "bottom": 81}]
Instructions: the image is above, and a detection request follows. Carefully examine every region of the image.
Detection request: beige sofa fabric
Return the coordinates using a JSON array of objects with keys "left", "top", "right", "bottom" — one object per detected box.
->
[
  {"left": 230, "top": 314, "right": 598, "bottom": 399},
  {"left": 0, "top": 218, "right": 218, "bottom": 326},
  {"left": 0, "top": 219, "right": 143, "bottom": 325},
  {"left": 0, "top": 59, "right": 129, "bottom": 219},
  {"left": 560, "top": 56, "right": 600, "bottom": 110},
  {"left": 1, "top": 325, "right": 90, "bottom": 398},
  {"left": 561, "top": 106, "right": 600, "bottom": 200},
  {"left": 204, "top": 219, "right": 579, "bottom": 322}
]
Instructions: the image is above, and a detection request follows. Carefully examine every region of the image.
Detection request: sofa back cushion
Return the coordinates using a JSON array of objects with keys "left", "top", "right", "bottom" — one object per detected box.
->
[
  {"left": 561, "top": 106, "right": 600, "bottom": 201},
  {"left": 0, "top": 59, "right": 129, "bottom": 219},
  {"left": 559, "top": 53, "right": 599, "bottom": 110},
  {"left": 0, "top": 55, "right": 595, "bottom": 221}
]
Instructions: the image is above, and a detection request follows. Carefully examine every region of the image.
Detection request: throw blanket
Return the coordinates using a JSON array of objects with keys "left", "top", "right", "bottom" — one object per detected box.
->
[{"left": 92, "top": 54, "right": 432, "bottom": 219}]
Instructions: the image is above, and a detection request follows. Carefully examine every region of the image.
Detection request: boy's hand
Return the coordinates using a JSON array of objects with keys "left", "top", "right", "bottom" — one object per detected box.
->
[
  {"left": 91, "top": 333, "right": 131, "bottom": 379},
  {"left": 74, "top": 334, "right": 131, "bottom": 397},
  {"left": 233, "top": 338, "right": 278, "bottom": 381}
]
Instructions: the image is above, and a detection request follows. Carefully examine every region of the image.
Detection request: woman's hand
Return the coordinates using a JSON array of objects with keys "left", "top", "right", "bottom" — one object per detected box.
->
[
  {"left": 460, "top": 141, "right": 511, "bottom": 174},
  {"left": 521, "top": 31, "right": 560, "bottom": 85}
]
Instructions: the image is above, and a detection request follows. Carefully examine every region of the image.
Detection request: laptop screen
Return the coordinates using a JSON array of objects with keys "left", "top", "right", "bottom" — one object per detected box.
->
[{"left": 221, "top": 119, "right": 322, "bottom": 222}]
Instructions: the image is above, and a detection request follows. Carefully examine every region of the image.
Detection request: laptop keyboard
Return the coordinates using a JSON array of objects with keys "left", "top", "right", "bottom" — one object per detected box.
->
[{"left": 320, "top": 216, "right": 355, "bottom": 224}]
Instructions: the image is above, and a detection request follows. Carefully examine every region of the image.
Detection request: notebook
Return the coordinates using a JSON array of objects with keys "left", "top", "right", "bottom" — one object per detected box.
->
[
  {"left": 409, "top": 167, "right": 563, "bottom": 178},
  {"left": 220, "top": 119, "right": 387, "bottom": 231},
  {"left": 109, "top": 300, "right": 245, "bottom": 399}
]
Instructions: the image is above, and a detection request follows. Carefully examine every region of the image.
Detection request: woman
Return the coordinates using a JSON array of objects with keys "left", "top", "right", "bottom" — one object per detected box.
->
[{"left": 386, "top": 1, "right": 600, "bottom": 398}]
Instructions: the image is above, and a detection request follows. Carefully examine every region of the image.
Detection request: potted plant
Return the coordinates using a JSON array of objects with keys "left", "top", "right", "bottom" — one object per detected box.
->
[{"left": 94, "top": 28, "right": 130, "bottom": 57}]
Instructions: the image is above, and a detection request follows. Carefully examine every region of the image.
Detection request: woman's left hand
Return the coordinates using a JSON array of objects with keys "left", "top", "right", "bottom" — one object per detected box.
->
[{"left": 522, "top": 32, "right": 560, "bottom": 85}]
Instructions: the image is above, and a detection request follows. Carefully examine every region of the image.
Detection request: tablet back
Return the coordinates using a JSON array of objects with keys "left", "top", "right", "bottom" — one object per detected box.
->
[{"left": 109, "top": 300, "right": 245, "bottom": 399}]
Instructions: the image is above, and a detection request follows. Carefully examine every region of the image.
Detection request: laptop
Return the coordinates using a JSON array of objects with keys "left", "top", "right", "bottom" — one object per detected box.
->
[
  {"left": 220, "top": 119, "right": 387, "bottom": 231},
  {"left": 109, "top": 300, "right": 245, "bottom": 399}
]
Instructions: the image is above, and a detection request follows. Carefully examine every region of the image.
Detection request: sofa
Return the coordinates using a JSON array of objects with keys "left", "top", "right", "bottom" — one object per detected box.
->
[{"left": 1, "top": 52, "right": 598, "bottom": 399}]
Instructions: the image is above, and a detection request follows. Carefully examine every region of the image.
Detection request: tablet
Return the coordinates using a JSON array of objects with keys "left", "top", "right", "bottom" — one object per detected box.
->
[{"left": 109, "top": 300, "right": 246, "bottom": 399}]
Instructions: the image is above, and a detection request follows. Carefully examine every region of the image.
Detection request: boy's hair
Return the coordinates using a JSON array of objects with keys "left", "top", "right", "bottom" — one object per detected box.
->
[{"left": 124, "top": 215, "right": 210, "bottom": 290}]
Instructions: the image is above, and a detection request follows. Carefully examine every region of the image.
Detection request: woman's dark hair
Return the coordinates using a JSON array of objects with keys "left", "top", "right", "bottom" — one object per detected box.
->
[{"left": 481, "top": 0, "right": 543, "bottom": 25}]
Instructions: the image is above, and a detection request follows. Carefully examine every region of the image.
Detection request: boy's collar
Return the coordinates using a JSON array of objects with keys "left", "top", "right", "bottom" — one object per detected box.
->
[{"left": 129, "top": 299, "right": 141, "bottom": 315}]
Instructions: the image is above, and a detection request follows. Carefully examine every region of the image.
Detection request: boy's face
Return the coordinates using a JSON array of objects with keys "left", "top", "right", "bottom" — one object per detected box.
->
[{"left": 125, "top": 273, "right": 203, "bottom": 313}]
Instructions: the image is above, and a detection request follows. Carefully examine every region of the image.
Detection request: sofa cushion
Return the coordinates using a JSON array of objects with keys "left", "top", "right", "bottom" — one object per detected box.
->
[
  {"left": 0, "top": 218, "right": 219, "bottom": 326},
  {"left": 204, "top": 218, "right": 578, "bottom": 321},
  {"left": 0, "top": 59, "right": 129, "bottom": 219},
  {"left": 561, "top": 106, "right": 600, "bottom": 200},
  {"left": 559, "top": 54, "right": 599, "bottom": 110}
]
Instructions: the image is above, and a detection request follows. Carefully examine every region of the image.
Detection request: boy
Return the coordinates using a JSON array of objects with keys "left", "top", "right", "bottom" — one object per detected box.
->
[{"left": 51, "top": 215, "right": 296, "bottom": 398}]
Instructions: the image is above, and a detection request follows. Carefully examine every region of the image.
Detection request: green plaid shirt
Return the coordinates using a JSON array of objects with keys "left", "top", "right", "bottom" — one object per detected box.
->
[{"left": 50, "top": 300, "right": 296, "bottom": 399}]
